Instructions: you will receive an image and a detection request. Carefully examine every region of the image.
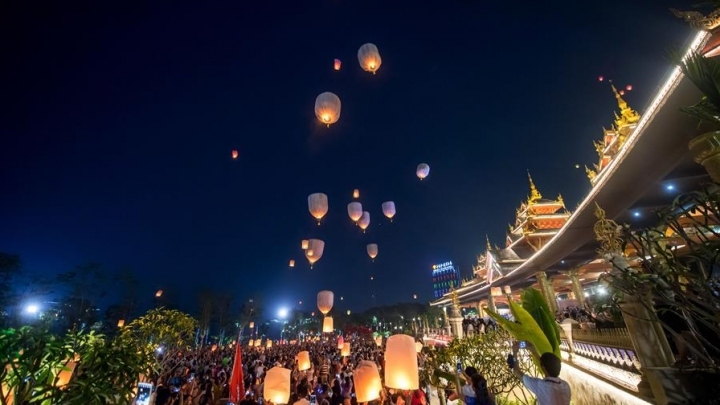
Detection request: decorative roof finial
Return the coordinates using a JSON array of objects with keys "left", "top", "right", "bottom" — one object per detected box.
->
[
  {"left": 557, "top": 193, "right": 565, "bottom": 208},
  {"left": 527, "top": 170, "right": 543, "bottom": 204},
  {"left": 486, "top": 234, "right": 492, "bottom": 251},
  {"left": 609, "top": 81, "right": 640, "bottom": 128}
]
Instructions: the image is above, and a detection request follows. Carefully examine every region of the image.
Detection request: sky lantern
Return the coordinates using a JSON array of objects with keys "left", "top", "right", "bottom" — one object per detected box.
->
[
  {"left": 367, "top": 243, "right": 378, "bottom": 260},
  {"left": 334, "top": 59, "right": 342, "bottom": 70},
  {"left": 598, "top": 75, "right": 604, "bottom": 82},
  {"left": 626, "top": 84, "right": 633, "bottom": 91},
  {"left": 301, "top": 239, "right": 309, "bottom": 250},
  {"left": 358, "top": 211, "right": 370, "bottom": 232},
  {"left": 416, "top": 163, "right": 430, "bottom": 180},
  {"left": 314, "top": 92, "right": 341, "bottom": 126},
  {"left": 415, "top": 341, "right": 423, "bottom": 353},
  {"left": 358, "top": 43, "right": 382, "bottom": 74},
  {"left": 264, "top": 367, "right": 291, "bottom": 405},
  {"left": 117, "top": 319, "right": 125, "bottom": 327},
  {"left": 353, "top": 189, "right": 360, "bottom": 199},
  {"left": 348, "top": 202, "right": 363, "bottom": 223},
  {"left": 317, "top": 290, "right": 334, "bottom": 315},
  {"left": 413, "top": 294, "right": 417, "bottom": 300},
  {"left": 323, "top": 316, "right": 334, "bottom": 333},
  {"left": 619, "top": 90, "right": 625, "bottom": 96},
  {"left": 381, "top": 201, "right": 396, "bottom": 221},
  {"left": 255, "top": 339, "right": 262, "bottom": 347},
  {"left": 266, "top": 340, "right": 273, "bottom": 348},
  {"left": 341, "top": 342, "right": 351, "bottom": 357},
  {"left": 353, "top": 361, "right": 382, "bottom": 403},
  {"left": 155, "top": 290, "right": 163, "bottom": 297},
  {"left": 305, "top": 239, "right": 325, "bottom": 267},
  {"left": 384, "top": 334, "right": 419, "bottom": 390},
  {"left": 289, "top": 259, "right": 295, "bottom": 267},
  {"left": 375, "top": 336, "right": 382, "bottom": 347},
  {"left": 308, "top": 193, "right": 329, "bottom": 224},
  {"left": 297, "top": 351, "right": 311, "bottom": 371},
  {"left": 231, "top": 149, "right": 239, "bottom": 160},
  {"left": 354, "top": 360, "right": 382, "bottom": 402},
  {"left": 338, "top": 336, "right": 345, "bottom": 350}
]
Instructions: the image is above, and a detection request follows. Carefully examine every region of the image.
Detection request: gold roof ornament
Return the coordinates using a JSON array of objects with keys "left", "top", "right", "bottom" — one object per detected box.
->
[
  {"left": 527, "top": 171, "right": 543, "bottom": 204},
  {"left": 585, "top": 165, "right": 597, "bottom": 182},
  {"left": 593, "top": 203, "right": 624, "bottom": 256},
  {"left": 671, "top": 8, "right": 720, "bottom": 30},
  {"left": 486, "top": 234, "right": 492, "bottom": 251},
  {"left": 611, "top": 84, "right": 640, "bottom": 128},
  {"left": 450, "top": 286, "right": 460, "bottom": 310},
  {"left": 557, "top": 193, "right": 565, "bottom": 208}
]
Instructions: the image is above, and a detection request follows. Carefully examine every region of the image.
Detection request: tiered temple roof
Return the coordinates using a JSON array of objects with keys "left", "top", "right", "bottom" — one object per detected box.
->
[
  {"left": 586, "top": 84, "right": 641, "bottom": 184},
  {"left": 507, "top": 173, "right": 571, "bottom": 253}
]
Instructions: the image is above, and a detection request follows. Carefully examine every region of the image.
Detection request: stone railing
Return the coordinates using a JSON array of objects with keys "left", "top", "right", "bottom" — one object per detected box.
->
[{"left": 559, "top": 324, "right": 643, "bottom": 393}]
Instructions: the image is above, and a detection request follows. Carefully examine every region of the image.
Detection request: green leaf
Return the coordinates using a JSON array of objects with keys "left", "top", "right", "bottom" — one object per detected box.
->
[{"left": 521, "top": 288, "right": 561, "bottom": 356}]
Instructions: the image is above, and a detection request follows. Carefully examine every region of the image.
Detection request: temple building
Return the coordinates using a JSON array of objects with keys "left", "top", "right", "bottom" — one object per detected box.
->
[{"left": 586, "top": 84, "right": 641, "bottom": 184}]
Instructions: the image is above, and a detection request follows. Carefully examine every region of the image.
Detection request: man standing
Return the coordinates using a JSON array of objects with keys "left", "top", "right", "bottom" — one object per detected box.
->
[{"left": 510, "top": 342, "right": 571, "bottom": 405}]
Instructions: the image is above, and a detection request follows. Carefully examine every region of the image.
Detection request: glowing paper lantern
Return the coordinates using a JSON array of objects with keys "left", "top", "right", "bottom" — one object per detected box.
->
[
  {"left": 317, "top": 290, "right": 334, "bottom": 315},
  {"left": 416, "top": 163, "right": 430, "bottom": 180},
  {"left": 358, "top": 211, "right": 370, "bottom": 232},
  {"left": 308, "top": 193, "right": 329, "bottom": 224},
  {"left": 626, "top": 84, "right": 633, "bottom": 91},
  {"left": 491, "top": 287, "right": 502, "bottom": 297},
  {"left": 413, "top": 294, "right": 417, "bottom": 300},
  {"left": 358, "top": 43, "right": 382, "bottom": 74},
  {"left": 231, "top": 150, "right": 239, "bottom": 159},
  {"left": 323, "top": 316, "right": 334, "bottom": 333},
  {"left": 255, "top": 339, "right": 262, "bottom": 347},
  {"left": 212, "top": 344, "right": 218, "bottom": 351},
  {"left": 54, "top": 361, "right": 77, "bottom": 388},
  {"left": 338, "top": 336, "right": 345, "bottom": 350},
  {"left": 297, "top": 351, "right": 311, "bottom": 371},
  {"left": 341, "top": 342, "right": 351, "bottom": 357},
  {"left": 384, "top": 334, "right": 419, "bottom": 390},
  {"left": 334, "top": 59, "right": 342, "bottom": 71},
  {"left": 381, "top": 201, "right": 396, "bottom": 221},
  {"left": 348, "top": 202, "right": 363, "bottom": 222},
  {"left": 117, "top": 319, "right": 125, "bottom": 327},
  {"left": 503, "top": 286, "right": 512, "bottom": 295},
  {"left": 155, "top": 290, "right": 163, "bottom": 297},
  {"left": 415, "top": 342, "right": 423, "bottom": 353},
  {"left": 367, "top": 243, "right": 378, "bottom": 260},
  {"left": 598, "top": 76, "right": 604, "bottom": 82},
  {"left": 315, "top": 92, "right": 341, "bottom": 126},
  {"left": 264, "top": 367, "right": 291, "bottom": 404},
  {"left": 375, "top": 336, "right": 382, "bottom": 347},
  {"left": 305, "top": 239, "right": 325, "bottom": 267},
  {"left": 249, "top": 321, "right": 255, "bottom": 329},
  {"left": 353, "top": 189, "right": 360, "bottom": 199},
  {"left": 347, "top": 310, "right": 351, "bottom": 315},
  {"left": 289, "top": 259, "right": 295, "bottom": 267},
  {"left": 301, "top": 240, "right": 309, "bottom": 250},
  {"left": 354, "top": 361, "right": 382, "bottom": 403},
  {"left": 266, "top": 340, "right": 273, "bottom": 348}
]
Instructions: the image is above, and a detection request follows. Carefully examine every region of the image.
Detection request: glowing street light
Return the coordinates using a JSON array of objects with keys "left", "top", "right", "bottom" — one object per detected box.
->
[
  {"left": 278, "top": 308, "right": 288, "bottom": 319},
  {"left": 25, "top": 303, "right": 40, "bottom": 314}
]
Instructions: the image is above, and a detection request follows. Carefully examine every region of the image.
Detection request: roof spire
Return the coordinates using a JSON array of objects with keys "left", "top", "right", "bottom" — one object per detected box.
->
[
  {"left": 527, "top": 170, "right": 543, "bottom": 204},
  {"left": 486, "top": 234, "right": 492, "bottom": 251},
  {"left": 609, "top": 81, "right": 640, "bottom": 128}
]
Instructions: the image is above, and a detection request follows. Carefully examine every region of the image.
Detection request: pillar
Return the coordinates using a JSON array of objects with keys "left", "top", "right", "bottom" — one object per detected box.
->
[
  {"left": 476, "top": 301, "right": 485, "bottom": 317},
  {"left": 448, "top": 305, "right": 464, "bottom": 339},
  {"left": 536, "top": 271, "right": 558, "bottom": 313},
  {"left": 487, "top": 293, "right": 497, "bottom": 313},
  {"left": 568, "top": 270, "right": 586, "bottom": 308}
]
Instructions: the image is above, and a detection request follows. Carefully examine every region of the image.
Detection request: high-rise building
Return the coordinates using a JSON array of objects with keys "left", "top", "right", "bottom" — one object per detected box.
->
[{"left": 431, "top": 261, "right": 460, "bottom": 298}]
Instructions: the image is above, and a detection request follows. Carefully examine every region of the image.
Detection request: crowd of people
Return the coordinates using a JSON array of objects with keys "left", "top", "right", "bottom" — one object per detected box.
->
[{"left": 146, "top": 332, "right": 570, "bottom": 405}]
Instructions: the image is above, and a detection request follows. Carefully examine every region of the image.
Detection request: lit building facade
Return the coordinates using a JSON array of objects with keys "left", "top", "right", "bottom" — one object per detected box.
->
[{"left": 431, "top": 261, "right": 460, "bottom": 298}]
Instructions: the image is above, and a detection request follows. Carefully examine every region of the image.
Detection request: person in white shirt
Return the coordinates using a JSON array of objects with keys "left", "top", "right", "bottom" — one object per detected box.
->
[{"left": 510, "top": 342, "right": 571, "bottom": 405}]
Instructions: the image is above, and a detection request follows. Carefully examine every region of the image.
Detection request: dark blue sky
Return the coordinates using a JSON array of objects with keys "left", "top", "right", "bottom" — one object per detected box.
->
[{"left": 1, "top": 0, "right": 696, "bottom": 315}]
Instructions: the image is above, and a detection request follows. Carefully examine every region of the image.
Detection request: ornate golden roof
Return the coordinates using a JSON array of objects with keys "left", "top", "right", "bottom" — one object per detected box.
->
[
  {"left": 611, "top": 84, "right": 640, "bottom": 128},
  {"left": 671, "top": 8, "right": 720, "bottom": 30},
  {"left": 527, "top": 171, "right": 543, "bottom": 204}
]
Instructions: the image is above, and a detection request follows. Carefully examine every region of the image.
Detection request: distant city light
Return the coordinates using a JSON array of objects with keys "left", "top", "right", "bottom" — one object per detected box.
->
[
  {"left": 278, "top": 308, "right": 288, "bottom": 319},
  {"left": 25, "top": 304, "right": 40, "bottom": 314},
  {"left": 633, "top": 211, "right": 641, "bottom": 218},
  {"left": 666, "top": 184, "right": 675, "bottom": 191}
]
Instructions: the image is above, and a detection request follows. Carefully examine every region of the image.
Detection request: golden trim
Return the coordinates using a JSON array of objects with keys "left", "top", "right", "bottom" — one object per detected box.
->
[{"left": 671, "top": 8, "right": 720, "bottom": 31}]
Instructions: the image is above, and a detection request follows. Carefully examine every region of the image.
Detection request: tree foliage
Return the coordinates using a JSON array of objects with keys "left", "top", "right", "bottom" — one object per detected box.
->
[
  {"left": 117, "top": 308, "right": 197, "bottom": 381},
  {"left": 0, "top": 326, "right": 147, "bottom": 405}
]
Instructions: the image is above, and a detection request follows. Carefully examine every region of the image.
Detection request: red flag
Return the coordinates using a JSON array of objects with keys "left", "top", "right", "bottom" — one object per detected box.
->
[{"left": 229, "top": 338, "right": 245, "bottom": 404}]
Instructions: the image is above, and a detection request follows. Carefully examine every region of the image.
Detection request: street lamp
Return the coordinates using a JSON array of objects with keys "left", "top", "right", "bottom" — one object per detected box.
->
[{"left": 25, "top": 303, "right": 40, "bottom": 314}]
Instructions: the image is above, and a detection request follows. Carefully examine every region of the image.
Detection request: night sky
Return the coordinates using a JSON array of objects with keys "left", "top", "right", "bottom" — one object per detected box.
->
[{"left": 1, "top": 0, "right": 696, "bottom": 316}]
